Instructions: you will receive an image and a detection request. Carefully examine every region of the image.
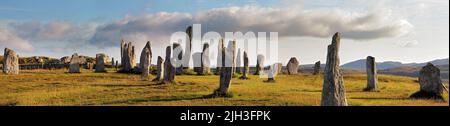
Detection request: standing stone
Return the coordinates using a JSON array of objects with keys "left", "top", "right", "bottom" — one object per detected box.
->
[
  {"left": 313, "top": 61, "right": 321, "bottom": 75},
  {"left": 139, "top": 41, "right": 152, "bottom": 73},
  {"left": 236, "top": 49, "right": 242, "bottom": 74},
  {"left": 239, "top": 51, "right": 249, "bottom": 80},
  {"left": 228, "top": 41, "right": 237, "bottom": 75},
  {"left": 173, "top": 43, "right": 184, "bottom": 75},
  {"left": 254, "top": 55, "right": 265, "bottom": 75},
  {"left": 163, "top": 46, "right": 176, "bottom": 83},
  {"left": 111, "top": 57, "right": 115, "bottom": 68},
  {"left": 214, "top": 43, "right": 233, "bottom": 97},
  {"left": 265, "top": 64, "right": 280, "bottom": 83},
  {"left": 364, "top": 56, "right": 378, "bottom": 91},
  {"left": 410, "top": 63, "right": 445, "bottom": 100},
  {"left": 153, "top": 56, "right": 164, "bottom": 81},
  {"left": 120, "top": 40, "right": 125, "bottom": 67},
  {"left": 2, "top": 48, "right": 19, "bottom": 75},
  {"left": 321, "top": 32, "right": 347, "bottom": 106},
  {"left": 275, "top": 63, "right": 283, "bottom": 74},
  {"left": 193, "top": 52, "right": 202, "bottom": 74},
  {"left": 194, "top": 43, "right": 211, "bottom": 75},
  {"left": 120, "top": 41, "right": 136, "bottom": 72},
  {"left": 115, "top": 61, "right": 119, "bottom": 69},
  {"left": 140, "top": 47, "right": 151, "bottom": 80},
  {"left": 201, "top": 43, "right": 211, "bottom": 75},
  {"left": 95, "top": 53, "right": 107, "bottom": 72},
  {"left": 286, "top": 57, "right": 299, "bottom": 75},
  {"left": 69, "top": 53, "right": 81, "bottom": 73},
  {"left": 215, "top": 39, "right": 224, "bottom": 75},
  {"left": 183, "top": 26, "right": 193, "bottom": 70}
]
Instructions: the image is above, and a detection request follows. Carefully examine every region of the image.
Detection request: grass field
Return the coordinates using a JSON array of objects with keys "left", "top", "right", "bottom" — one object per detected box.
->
[{"left": 0, "top": 69, "right": 448, "bottom": 106}]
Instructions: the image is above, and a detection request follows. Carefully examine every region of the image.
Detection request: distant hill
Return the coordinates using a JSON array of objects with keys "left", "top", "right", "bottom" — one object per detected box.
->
[
  {"left": 380, "top": 65, "right": 449, "bottom": 80},
  {"left": 342, "top": 58, "right": 449, "bottom": 70}
]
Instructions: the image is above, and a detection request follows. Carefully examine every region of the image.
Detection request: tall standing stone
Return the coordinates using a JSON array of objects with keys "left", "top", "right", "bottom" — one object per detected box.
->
[
  {"left": 111, "top": 57, "right": 115, "bottom": 68},
  {"left": 120, "top": 40, "right": 125, "bottom": 67},
  {"left": 69, "top": 53, "right": 81, "bottom": 73},
  {"left": 153, "top": 56, "right": 164, "bottom": 81},
  {"left": 286, "top": 57, "right": 300, "bottom": 75},
  {"left": 239, "top": 51, "right": 249, "bottom": 80},
  {"left": 236, "top": 49, "right": 242, "bottom": 74},
  {"left": 365, "top": 56, "right": 378, "bottom": 91},
  {"left": 140, "top": 47, "right": 151, "bottom": 80},
  {"left": 173, "top": 43, "right": 184, "bottom": 75},
  {"left": 215, "top": 39, "right": 224, "bottom": 74},
  {"left": 120, "top": 41, "right": 136, "bottom": 72},
  {"left": 214, "top": 43, "right": 233, "bottom": 97},
  {"left": 139, "top": 41, "right": 152, "bottom": 73},
  {"left": 195, "top": 43, "right": 210, "bottom": 75},
  {"left": 183, "top": 26, "right": 193, "bottom": 70},
  {"left": 2, "top": 48, "right": 19, "bottom": 75},
  {"left": 228, "top": 41, "right": 237, "bottom": 75},
  {"left": 410, "top": 63, "right": 445, "bottom": 100},
  {"left": 254, "top": 54, "right": 265, "bottom": 75},
  {"left": 95, "top": 53, "right": 107, "bottom": 72},
  {"left": 321, "top": 32, "right": 347, "bottom": 106},
  {"left": 313, "top": 61, "right": 321, "bottom": 75},
  {"left": 164, "top": 46, "right": 176, "bottom": 83}
]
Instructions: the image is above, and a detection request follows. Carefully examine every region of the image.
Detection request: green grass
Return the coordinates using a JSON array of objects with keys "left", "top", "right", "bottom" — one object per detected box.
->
[{"left": 0, "top": 69, "right": 448, "bottom": 106}]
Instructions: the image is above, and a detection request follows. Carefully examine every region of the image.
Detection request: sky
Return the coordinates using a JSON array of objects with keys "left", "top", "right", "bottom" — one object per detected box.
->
[{"left": 0, "top": 0, "right": 448, "bottom": 66}]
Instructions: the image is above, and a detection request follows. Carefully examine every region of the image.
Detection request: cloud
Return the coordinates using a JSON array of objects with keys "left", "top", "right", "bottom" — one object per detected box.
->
[
  {"left": 396, "top": 40, "right": 419, "bottom": 48},
  {"left": 7, "top": 21, "right": 96, "bottom": 43},
  {"left": 0, "top": 28, "right": 33, "bottom": 51},
  {"left": 90, "top": 5, "right": 413, "bottom": 48}
]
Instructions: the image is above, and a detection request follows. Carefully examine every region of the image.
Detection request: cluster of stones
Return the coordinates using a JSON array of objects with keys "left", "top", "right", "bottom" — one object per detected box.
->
[
  {"left": 120, "top": 40, "right": 136, "bottom": 73},
  {"left": 5, "top": 24, "right": 447, "bottom": 105}
]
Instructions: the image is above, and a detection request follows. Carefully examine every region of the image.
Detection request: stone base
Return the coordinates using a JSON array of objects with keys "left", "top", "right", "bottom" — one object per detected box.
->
[
  {"left": 264, "top": 78, "right": 276, "bottom": 83},
  {"left": 239, "top": 76, "right": 249, "bottom": 80},
  {"left": 363, "top": 87, "right": 379, "bottom": 92},
  {"left": 209, "top": 90, "right": 233, "bottom": 98},
  {"left": 410, "top": 90, "right": 444, "bottom": 101}
]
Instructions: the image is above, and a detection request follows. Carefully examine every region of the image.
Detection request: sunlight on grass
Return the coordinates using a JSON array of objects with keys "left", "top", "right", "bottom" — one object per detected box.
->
[{"left": 0, "top": 69, "right": 448, "bottom": 106}]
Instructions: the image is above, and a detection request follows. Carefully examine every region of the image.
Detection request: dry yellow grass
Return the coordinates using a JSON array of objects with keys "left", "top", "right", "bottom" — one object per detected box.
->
[{"left": 0, "top": 69, "right": 448, "bottom": 106}]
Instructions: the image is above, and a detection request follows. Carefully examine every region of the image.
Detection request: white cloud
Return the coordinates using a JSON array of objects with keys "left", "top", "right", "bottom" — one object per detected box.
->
[
  {"left": 0, "top": 28, "right": 33, "bottom": 51},
  {"left": 90, "top": 5, "right": 413, "bottom": 48}
]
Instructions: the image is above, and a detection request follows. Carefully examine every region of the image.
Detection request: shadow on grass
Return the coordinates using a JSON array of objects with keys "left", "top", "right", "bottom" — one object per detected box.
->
[
  {"left": 92, "top": 83, "right": 167, "bottom": 88},
  {"left": 101, "top": 95, "right": 210, "bottom": 105},
  {"left": 350, "top": 97, "right": 408, "bottom": 100}
]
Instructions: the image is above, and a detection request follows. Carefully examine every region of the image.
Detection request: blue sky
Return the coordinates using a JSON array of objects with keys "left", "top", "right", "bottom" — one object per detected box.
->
[
  {"left": 0, "top": 0, "right": 279, "bottom": 22},
  {"left": 0, "top": 0, "right": 448, "bottom": 65}
]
